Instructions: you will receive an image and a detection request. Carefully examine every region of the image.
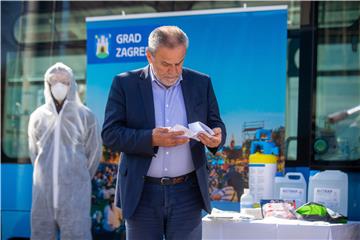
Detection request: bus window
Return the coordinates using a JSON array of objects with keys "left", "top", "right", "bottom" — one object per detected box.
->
[
  {"left": 2, "top": 50, "right": 86, "bottom": 161},
  {"left": 314, "top": 2, "right": 360, "bottom": 162}
]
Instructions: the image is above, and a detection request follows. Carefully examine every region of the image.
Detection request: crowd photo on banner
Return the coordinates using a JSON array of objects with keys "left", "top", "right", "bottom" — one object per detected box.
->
[{"left": 91, "top": 147, "right": 124, "bottom": 239}]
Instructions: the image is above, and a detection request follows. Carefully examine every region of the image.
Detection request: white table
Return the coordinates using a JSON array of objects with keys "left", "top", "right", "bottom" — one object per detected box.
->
[{"left": 202, "top": 216, "right": 360, "bottom": 240}]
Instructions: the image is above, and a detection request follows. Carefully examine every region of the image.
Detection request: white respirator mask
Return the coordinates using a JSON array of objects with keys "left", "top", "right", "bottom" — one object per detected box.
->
[{"left": 51, "top": 82, "right": 69, "bottom": 102}]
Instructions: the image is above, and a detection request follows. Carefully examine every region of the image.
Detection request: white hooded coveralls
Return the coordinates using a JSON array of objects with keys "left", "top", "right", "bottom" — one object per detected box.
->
[{"left": 28, "top": 63, "right": 102, "bottom": 240}]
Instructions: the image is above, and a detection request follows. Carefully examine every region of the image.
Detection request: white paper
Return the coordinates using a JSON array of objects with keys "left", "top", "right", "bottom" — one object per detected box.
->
[
  {"left": 170, "top": 124, "right": 195, "bottom": 139},
  {"left": 188, "top": 121, "right": 215, "bottom": 140},
  {"left": 168, "top": 121, "right": 215, "bottom": 141},
  {"left": 207, "top": 208, "right": 239, "bottom": 219}
]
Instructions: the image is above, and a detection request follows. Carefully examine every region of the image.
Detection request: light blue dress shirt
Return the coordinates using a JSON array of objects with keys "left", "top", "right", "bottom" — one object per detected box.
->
[{"left": 146, "top": 65, "right": 195, "bottom": 178}]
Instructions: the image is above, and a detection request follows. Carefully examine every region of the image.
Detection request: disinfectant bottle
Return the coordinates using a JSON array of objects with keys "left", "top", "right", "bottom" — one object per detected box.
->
[
  {"left": 240, "top": 188, "right": 254, "bottom": 214},
  {"left": 274, "top": 172, "right": 307, "bottom": 208},
  {"left": 308, "top": 170, "right": 348, "bottom": 216}
]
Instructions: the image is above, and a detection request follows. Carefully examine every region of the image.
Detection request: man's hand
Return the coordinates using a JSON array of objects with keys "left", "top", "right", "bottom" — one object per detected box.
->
[
  {"left": 198, "top": 127, "right": 222, "bottom": 148},
  {"left": 152, "top": 127, "right": 190, "bottom": 147}
]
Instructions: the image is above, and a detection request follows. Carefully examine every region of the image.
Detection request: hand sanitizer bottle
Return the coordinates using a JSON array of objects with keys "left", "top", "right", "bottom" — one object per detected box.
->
[{"left": 240, "top": 188, "right": 254, "bottom": 214}]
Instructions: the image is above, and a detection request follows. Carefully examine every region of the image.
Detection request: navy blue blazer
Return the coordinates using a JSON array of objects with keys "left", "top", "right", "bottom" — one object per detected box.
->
[{"left": 102, "top": 66, "right": 226, "bottom": 219}]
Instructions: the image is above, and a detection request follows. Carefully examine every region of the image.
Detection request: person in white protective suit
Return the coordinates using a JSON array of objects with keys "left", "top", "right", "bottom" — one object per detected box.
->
[{"left": 28, "top": 62, "right": 102, "bottom": 240}]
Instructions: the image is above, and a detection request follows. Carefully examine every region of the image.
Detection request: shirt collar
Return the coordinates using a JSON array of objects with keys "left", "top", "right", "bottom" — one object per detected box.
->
[{"left": 149, "top": 65, "right": 182, "bottom": 88}]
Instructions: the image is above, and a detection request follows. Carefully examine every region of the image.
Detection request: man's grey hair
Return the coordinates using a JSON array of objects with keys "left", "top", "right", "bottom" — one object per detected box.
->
[{"left": 148, "top": 26, "right": 189, "bottom": 55}]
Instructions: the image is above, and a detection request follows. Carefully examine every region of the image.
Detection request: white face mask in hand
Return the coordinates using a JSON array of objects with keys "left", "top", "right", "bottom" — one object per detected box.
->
[{"left": 51, "top": 82, "right": 69, "bottom": 102}]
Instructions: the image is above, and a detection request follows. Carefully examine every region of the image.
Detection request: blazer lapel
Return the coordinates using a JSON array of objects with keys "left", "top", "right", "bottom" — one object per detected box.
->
[
  {"left": 181, "top": 71, "right": 199, "bottom": 149},
  {"left": 180, "top": 72, "right": 194, "bottom": 124},
  {"left": 138, "top": 66, "right": 155, "bottom": 128}
]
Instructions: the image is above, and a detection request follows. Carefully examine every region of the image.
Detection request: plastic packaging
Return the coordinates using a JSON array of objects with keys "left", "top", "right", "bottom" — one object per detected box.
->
[
  {"left": 262, "top": 202, "right": 298, "bottom": 219},
  {"left": 273, "top": 172, "right": 307, "bottom": 208},
  {"left": 296, "top": 202, "right": 347, "bottom": 223},
  {"left": 240, "top": 188, "right": 254, "bottom": 214},
  {"left": 308, "top": 170, "right": 348, "bottom": 216}
]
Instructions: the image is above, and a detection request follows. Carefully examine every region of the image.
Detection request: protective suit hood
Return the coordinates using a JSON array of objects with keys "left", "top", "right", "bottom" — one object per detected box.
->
[{"left": 44, "top": 62, "right": 81, "bottom": 106}]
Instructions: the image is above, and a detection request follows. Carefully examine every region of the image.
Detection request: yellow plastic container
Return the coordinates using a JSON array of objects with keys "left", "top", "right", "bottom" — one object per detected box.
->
[{"left": 249, "top": 153, "right": 278, "bottom": 203}]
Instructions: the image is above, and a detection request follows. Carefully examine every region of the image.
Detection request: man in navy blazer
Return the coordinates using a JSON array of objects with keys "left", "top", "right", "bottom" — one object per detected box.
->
[{"left": 102, "top": 26, "right": 226, "bottom": 239}]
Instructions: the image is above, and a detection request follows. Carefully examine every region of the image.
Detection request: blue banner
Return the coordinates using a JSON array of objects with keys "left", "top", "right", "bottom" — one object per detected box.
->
[{"left": 86, "top": 7, "right": 287, "bottom": 221}]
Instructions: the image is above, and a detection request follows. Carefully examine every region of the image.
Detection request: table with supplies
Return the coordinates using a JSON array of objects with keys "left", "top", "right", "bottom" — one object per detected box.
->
[{"left": 202, "top": 214, "right": 360, "bottom": 240}]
